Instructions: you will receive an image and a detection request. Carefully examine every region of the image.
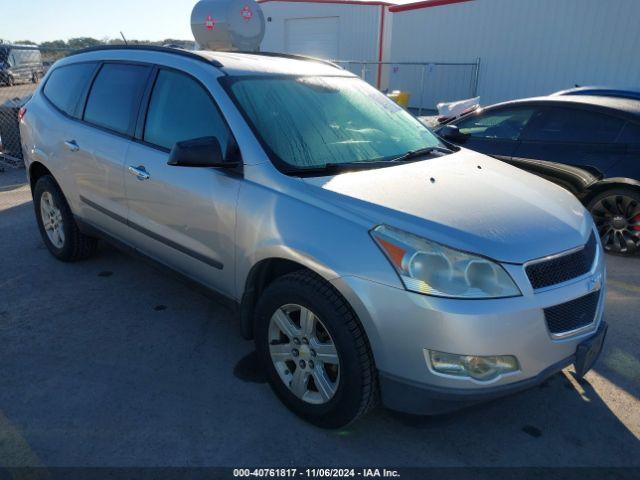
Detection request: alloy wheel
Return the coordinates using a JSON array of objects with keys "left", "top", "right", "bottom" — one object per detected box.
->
[
  {"left": 40, "top": 191, "right": 65, "bottom": 248},
  {"left": 268, "top": 304, "right": 340, "bottom": 405},
  {"left": 591, "top": 194, "right": 640, "bottom": 254}
]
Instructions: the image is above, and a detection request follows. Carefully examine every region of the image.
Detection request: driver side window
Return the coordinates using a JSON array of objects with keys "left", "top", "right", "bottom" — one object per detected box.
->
[{"left": 456, "top": 108, "right": 536, "bottom": 140}]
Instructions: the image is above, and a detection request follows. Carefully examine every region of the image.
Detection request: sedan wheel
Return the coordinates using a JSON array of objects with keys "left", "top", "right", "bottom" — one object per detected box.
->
[
  {"left": 590, "top": 191, "right": 640, "bottom": 255},
  {"left": 268, "top": 304, "right": 340, "bottom": 405}
]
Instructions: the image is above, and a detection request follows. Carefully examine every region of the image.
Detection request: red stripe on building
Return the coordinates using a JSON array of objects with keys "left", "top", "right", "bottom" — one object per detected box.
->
[
  {"left": 389, "top": 0, "right": 472, "bottom": 13},
  {"left": 376, "top": 5, "right": 385, "bottom": 89}
]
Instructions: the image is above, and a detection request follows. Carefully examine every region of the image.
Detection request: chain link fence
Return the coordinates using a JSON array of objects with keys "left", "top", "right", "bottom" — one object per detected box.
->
[
  {"left": 334, "top": 59, "right": 481, "bottom": 116},
  {"left": 0, "top": 45, "right": 75, "bottom": 170}
]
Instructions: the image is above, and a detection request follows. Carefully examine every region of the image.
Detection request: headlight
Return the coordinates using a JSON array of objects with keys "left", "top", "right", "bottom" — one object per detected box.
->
[{"left": 371, "top": 225, "right": 521, "bottom": 299}]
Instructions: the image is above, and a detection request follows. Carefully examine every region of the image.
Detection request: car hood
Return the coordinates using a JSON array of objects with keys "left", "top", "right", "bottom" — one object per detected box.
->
[{"left": 302, "top": 149, "right": 592, "bottom": 264}]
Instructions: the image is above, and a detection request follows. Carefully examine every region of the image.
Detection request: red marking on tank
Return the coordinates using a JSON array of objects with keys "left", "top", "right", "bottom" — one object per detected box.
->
[
  {"left": 205, "top": 15, "right": 216, "bottom": 30},
  {"left": 241, "top": 5, "right": 253, "bottom": 21}
]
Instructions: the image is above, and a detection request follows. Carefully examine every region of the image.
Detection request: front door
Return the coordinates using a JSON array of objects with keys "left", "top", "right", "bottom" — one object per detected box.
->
[
  {"left": 452, "top": 106, "right": 537, "bottom": 161},
  {"left": 124, "top": 68, "right": 240, "bottom": 297}
]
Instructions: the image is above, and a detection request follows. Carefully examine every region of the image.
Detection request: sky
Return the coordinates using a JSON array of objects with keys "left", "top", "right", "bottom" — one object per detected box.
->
[{"left": 2, "top": 0, "right": 198, "bottom": 43}]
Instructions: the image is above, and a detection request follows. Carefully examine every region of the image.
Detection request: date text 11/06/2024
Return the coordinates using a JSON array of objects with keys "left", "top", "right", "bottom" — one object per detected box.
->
[{"left": 233, "top": 469, "right": 401, "bottom": 477}]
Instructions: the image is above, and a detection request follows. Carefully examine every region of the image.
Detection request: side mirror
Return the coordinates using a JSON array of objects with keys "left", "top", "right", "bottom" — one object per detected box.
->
[
  {"left": 438, "top": 124, "right": 469, "bottom": 143},
  {"left": 167, "top": 136, "right": 239, "bottom": 168}
]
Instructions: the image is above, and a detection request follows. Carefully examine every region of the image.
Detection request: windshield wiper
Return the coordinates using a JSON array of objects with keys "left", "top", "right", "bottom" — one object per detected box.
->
[
  {"left": 284, "top": 161, "right": 392, "bottom": 176},
  {"left": 390, "top": 146, "right": 453, "bottom": 163}
]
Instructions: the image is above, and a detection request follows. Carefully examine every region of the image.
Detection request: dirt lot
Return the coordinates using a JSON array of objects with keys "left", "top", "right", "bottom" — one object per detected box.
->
[{"left": 0, "top": 168, "right": 638, "bottom": 469}]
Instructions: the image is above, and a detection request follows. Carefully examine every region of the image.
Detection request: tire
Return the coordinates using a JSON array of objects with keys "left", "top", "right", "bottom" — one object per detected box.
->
[
  {"left": 255, "top": 270, "right": 378, "bottom": 428},
  {"left": 587, "top": 187, "right": 640, "bottom": 256},
  {"left": 33, "top": 175, "right": 98, "bottom": 262}
]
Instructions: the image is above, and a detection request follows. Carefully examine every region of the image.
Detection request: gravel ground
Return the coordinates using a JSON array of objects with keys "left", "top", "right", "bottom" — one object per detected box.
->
[{"left": 0, "top": 168, "right": 638, "bottom": 469}]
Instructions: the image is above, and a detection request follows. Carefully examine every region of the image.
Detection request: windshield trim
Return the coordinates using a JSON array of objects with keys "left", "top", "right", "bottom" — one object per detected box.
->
[{"left": 219, "top": 74, "right": 446, "bottom": 177}]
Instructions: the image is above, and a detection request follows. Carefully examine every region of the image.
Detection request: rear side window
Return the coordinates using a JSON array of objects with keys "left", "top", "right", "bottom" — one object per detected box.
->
[
  {"left": 143, "top": 69, "right": 231, "bottom": 152},
  {"left": 522, "top": 107, "right": 625, "bottom": 143},
  {"left": 43, "top": 63, "right": 97, "bottom": 118},
  {"left": 84, "top": 63, "right": 151, "bottom": 135}
]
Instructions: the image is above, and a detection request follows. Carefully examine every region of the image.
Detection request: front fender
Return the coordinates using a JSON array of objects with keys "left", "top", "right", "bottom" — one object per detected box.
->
[{"left": 234, "top": 178, "right": 403, "bottom": 300}]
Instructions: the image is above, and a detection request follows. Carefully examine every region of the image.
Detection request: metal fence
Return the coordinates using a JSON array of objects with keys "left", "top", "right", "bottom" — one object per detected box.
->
[
  {"left": 0, "top": 45, "right": 75, "bottom": 170},
  {"left": 334, "top": 59, "right": 481, "bottom": 115}
]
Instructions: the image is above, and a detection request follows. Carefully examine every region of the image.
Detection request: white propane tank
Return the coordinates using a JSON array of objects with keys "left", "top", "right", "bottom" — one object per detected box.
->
[{"left": 191, "top": 0, "right": 265, "bottom": 52}]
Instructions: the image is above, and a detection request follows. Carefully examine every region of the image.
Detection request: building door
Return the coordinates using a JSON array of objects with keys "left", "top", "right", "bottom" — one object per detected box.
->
[{"left": 285, "top": 17, "right": 339, "bottom": 60}]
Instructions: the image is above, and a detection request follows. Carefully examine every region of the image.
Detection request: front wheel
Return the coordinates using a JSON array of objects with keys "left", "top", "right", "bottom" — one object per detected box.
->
[
  {"left": 588, "top": 188, "right": 640, "bottom": 255},
  {"left": 255, "top": 270, "right": 378, "bottom": 428}
]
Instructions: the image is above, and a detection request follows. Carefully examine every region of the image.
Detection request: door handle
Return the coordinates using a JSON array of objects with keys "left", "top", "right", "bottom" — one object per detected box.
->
[
  {"left": 64, "top": 140, "right": 79, "bottom": 152},
  {"left": 128, "top": 165, "right": 150, "bottom": 181}
]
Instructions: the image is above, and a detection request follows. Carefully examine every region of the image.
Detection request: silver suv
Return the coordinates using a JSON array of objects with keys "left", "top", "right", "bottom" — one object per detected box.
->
[{"left": 20, "top": 46, "right": 607, "bottom": 428}]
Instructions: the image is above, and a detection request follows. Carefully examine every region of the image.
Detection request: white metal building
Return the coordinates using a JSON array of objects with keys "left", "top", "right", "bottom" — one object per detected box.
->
[
  {"left": 258, "top": 0, "right": 391, "bottom": 87},
  {"left": 258, "top": 0, "right": 640, "bottom": 109}
]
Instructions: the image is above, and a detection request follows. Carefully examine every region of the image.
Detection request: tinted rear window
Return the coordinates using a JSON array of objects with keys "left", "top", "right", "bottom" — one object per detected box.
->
[
  {"left": 84, "top": 63, "right": 151, "bottom": 135},
  {"left": 522, "top": 107, "right": 625, "bottom": 143},
  {"left": 43, "top": 63, "right": 97, "bottom": 117}
]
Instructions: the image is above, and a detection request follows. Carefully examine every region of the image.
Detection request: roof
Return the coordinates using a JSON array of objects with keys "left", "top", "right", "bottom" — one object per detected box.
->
[
  {"left": 256, "top": 0, "right": 473, "bottom": 9},
  {"left": 258, "top": 0, "right": 393, "bottom": 5},
  {"left": 490, "top": 95, "right": 640, "bottom": 117},
  {"left": 67, "top": 45, "right": 352, "bottom": 77},
  {"left": 195, "top": 50, "right": 353, "bottom": 76}
]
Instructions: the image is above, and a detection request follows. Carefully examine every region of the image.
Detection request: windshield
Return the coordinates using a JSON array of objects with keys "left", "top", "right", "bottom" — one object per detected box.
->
[{"left": 224, "top": 76, "right": 446, "bottom": 172}]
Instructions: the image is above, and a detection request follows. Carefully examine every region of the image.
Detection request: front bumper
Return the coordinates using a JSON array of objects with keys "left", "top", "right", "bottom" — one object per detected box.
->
[
  {"left": 379, "top": 321, "right": 606, "bottom": 415},
  {"left": 330, "top": 244, "right": 606, "bottom": 415}
]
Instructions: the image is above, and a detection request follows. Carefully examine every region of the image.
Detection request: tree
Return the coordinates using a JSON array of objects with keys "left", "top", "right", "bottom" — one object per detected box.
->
[
  {"left": 14, "top": 40, "right": 37, "bottom": 45},
  {"left": 40, "top": 40, "right": 67, "bottom": 50},
  {"left": 66, "top": 37, "right": 103, "bottom": 50}
]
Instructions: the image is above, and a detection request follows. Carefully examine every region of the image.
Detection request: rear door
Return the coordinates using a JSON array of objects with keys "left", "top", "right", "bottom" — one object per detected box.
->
[
  {"left": 123, "top": 68, "right": 241, "bottom": 296},
  {"left": 71, "top": 62, "right": 152, "bottom": 238},
  {"left": 451, "top": 106, "right": 536, "bottom": 160},
  {"left": 515, "top": 106, "right": 627, "bottom": 174}
]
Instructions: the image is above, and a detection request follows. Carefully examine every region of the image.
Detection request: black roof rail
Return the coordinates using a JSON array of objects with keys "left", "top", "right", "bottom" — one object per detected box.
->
[
  {"left": 235, "top": 51, "right": 343, "bottom": 69},
  {"left": 67, "top": 44, "right": 224, "bottom": 68}
]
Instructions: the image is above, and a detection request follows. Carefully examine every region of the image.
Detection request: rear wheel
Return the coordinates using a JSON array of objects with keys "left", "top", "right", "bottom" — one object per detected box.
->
[
  {"left": 255, "top": 270, "right": 377, "bottom": 428},
  {"left": 588, "top": 188, "right": 640, "bottom": 255},
  {"left": 33, "top": 175, "right": 98, "bottom": 261}
]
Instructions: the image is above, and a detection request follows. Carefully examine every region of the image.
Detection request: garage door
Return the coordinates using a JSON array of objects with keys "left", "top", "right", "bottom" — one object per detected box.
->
[{"left": 285, "top": 17, "right": 339, "bottom": 60}]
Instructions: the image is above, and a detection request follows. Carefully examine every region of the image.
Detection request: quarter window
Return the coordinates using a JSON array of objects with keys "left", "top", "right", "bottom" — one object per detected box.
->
[
  {"left": 84, "top": 63, "right": 151, "bottom": 135},
  {"left": 522, "top": 108, "right": 625, "bottom": 143},
  {"left": 143, "top": 69, "right": 230, "bottom": 153},
  {"left": 456, "top": 108, "right": 535, "bottom": 140},
  {"left": 616, "top": 122, "right": 640, "bottom": 145},
  {"left": 43, "top": 63, "right": 97, "bottom": 118}
]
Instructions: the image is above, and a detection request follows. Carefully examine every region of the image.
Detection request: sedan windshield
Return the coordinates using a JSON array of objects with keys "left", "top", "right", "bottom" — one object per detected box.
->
[{"left": 225, "top": 75, "right": 447, "bottom": 172}]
